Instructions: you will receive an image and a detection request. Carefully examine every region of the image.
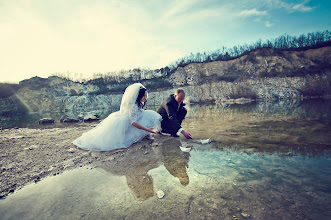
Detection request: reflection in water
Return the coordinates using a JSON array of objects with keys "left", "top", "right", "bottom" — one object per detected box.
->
[
  {"left": 183, "top": 100, "right": 331, "bottom": 148},
  {"left": 161, "top": 140, "right": 190, "bottom": 186},
  {"left": 0, "top": 107, "right": 117, "bottom": 129},
  {"left": 94, "top": 138, "right": 190, "bottom": 201},
  {"left": 0, "top": 140, "right": 330, "bottom": 219},
  {"left": 1, "top": 99, "right": 330, "bottom": 129}
]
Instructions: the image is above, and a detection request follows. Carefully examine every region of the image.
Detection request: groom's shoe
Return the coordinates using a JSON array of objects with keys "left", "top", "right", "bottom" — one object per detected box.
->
[{"left": 171, "top": 133, "right": 180, "bottom": 137}]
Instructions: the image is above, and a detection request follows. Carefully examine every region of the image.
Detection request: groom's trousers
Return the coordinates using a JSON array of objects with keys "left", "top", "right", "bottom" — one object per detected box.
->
[{"left": 161, "top": 108, "right": 187, "bottom": 135}]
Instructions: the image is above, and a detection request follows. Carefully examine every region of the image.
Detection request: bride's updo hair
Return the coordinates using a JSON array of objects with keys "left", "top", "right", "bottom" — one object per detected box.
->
[{"left": 136, "top": 87, "right": 147, "bottom": 108}]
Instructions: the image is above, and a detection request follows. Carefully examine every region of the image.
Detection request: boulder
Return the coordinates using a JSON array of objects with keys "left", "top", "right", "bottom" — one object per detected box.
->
[
  {"left": 63, "top": 118, "right": 80, "bottom": 123},
  {"left": 60, "top": 114, "right": 80, "bottom": 123},
  {"left": 77, "top": 114, "right": 84, "bottom": 120},
  {"left": 83, "top": 115, "right": 99, "bottom": 122},
  {"left": 59, "top": 114, "right": 69, "bottom": 122},
  {"left": 90, "top": 111, "right": 101, "bottom": 118},
  {"left": 38, "top": 118, "right": 55, "bottom": 124}
]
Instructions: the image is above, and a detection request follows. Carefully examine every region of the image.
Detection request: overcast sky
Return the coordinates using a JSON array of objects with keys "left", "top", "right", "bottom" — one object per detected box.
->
[{"left": 0, "top": 0, "right": 330, "bottom": 83}]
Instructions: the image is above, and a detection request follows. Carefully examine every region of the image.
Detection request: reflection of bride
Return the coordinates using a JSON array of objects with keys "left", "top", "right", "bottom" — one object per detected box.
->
[
  {"left": 95, "top": 144, "right": 161, "bottom": 201},
  {"left": 73, "top": 83, "right": 162, "bottom": 151},
  {"left": 94, "top": 138, "right": 191, "bottom": 201}
]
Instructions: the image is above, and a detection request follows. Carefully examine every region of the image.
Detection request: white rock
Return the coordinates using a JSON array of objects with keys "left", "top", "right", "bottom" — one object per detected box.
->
[
  {"left": 241, "top": 212, "right": 250, "bottom": 218},
  {"left": 199, "top": 139, "right": 211, "bottom": 144},
  {"left": 10, "top": 136, "right": 25, "bottom": 139},
  {"left": 180, "top": 146, "right": 192, "bottom": 152},
  {"left": 156, "top": 190, "right": 165, "bottom": 199}
]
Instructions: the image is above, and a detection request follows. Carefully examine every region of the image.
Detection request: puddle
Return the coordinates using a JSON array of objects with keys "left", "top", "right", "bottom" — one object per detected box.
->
[
  {"left": 1, "top": 140, "right": 330, "bottom": 220},
  {"left": 1, "top": 99, "right": 331, "bottom": 219}
]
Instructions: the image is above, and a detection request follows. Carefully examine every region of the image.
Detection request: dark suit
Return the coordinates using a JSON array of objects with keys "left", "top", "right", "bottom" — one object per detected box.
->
[{"left": 157, "top": 94, "right": 187, "bottom": 135}]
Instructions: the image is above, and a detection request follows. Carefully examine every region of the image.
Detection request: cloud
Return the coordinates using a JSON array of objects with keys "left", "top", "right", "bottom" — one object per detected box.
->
[
  {"left": 161, "top": 0, "right": 200, "bottom": 20},
  {"left": 265, "top": 21, "right": 274, "bottom": 27},
  {"left": 292, "top": 2, "right": 314, "bottom": 12},
  {"left": 239, "top": 8, "right": 267, "bottom": 17},
  {"left": 157, "top": 0, "right": 232, "bottom": 28},
  {"left": 0, "top": 1, "right": 185, "bottom": 82},
  {"left": 262, "top": 0, "right": 315, "bottom": 13}
]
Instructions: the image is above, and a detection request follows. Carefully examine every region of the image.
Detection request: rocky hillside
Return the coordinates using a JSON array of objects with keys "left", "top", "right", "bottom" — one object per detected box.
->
[
  {"left": 1, "top": 46, "right": 330, "bottom": 115},
  {"left": 168, "top": 46, "right": 331, "bottom": 86}
]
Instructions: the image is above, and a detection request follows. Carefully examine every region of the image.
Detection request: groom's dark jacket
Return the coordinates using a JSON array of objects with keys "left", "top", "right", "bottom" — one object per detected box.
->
[{"left": 157, "top": 94, "right": 187, "bottom": 134}]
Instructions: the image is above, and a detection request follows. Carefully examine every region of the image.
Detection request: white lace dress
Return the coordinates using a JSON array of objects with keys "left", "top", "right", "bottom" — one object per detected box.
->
[{"left": 73, "top": 104, "right": 162, "bottom": 151}]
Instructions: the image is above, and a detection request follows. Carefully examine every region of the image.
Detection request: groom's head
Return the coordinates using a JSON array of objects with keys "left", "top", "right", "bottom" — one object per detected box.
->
[{"left": 174, "top": 88, "right": 185, "bottom": 104}]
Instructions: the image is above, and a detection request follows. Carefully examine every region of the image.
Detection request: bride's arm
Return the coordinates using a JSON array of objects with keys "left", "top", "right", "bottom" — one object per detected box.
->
[
  {"left": 132, "top": 121, "right": 156, "bottom": 134},
  {"left": 130, "top": 104, "right": 155, "bottom": 133}
]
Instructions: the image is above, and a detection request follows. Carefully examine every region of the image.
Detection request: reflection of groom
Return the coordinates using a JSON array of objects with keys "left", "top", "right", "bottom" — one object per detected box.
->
[
  {"left": 161, "top": 138, "right": 190, "bottom": 186},
  {"left": 157, "top": 88, "right": 192, "bottom": 139}
]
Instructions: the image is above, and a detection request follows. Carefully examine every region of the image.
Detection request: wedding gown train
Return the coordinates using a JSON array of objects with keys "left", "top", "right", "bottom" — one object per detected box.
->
[{"left": 73, "top": 107, "right": 162, "bottom": 151}]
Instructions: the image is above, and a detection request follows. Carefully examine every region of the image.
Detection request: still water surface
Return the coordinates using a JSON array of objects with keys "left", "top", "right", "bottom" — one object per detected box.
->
[{"left": 0, "top": 99, "right": 330, "bottom": 219}]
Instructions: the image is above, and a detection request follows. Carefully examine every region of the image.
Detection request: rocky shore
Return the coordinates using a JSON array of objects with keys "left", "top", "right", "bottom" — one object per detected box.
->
[
  {"left": 0, "top": 125, "right": 174, "bottom": 199},
  {"left": 0, "top": 126, "right": 90, "bottom": 198}
]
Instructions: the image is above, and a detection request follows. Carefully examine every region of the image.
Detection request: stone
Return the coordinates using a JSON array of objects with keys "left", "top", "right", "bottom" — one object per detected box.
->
[
  {"left": 156, "top": 190, "right": 165, "bottom": 199},
  {"left": 63, "top": 118, "right": 80, "bottom": 123},
  {"left": 38, "top": 118, "right": 54, "bottom": 124},
  {"left": 180, "top": 146, "right": 192, "bottom": 152},
  {"left": 11, "top": 136, "right": 25, "bottom": 139},
  {"left": 24, "top": 145, "right": 38, "bottom": 151},
  {"left": 60, "top": 114, "right": 80, "bottom": 123},
  {"left": 68, "top": 148, "right": 77, "bottom": 153},
  {"left": 91, "top": 112, "right": 101, "bottom": 118},
  {"left": 151, "top": 142, "right": 159, "bottom": 147},
  {"left": 199, "top": 139, "right": 211, "bottom": 144},
  {"left": 77, "top": 114, "right": 84, "bottom": 120},
  {"left": 83, "top": 115, "right": 99, "bottom": 122},
  {"left": 59, "top": 114, "right": 69, "bottom": 122},
  {"left": 241, "top": 212, "right": 250, "bottom": 218}
]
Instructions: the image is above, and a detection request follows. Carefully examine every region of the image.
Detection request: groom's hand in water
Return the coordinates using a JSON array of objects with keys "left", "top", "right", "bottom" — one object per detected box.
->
[{"left": 181, "top": 130, "right": 192, "bottom": 139}]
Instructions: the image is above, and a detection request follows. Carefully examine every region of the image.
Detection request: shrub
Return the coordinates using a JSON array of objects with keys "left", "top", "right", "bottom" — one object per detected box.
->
[
  {"left": 0, "top": 83, "right": 19, "bottom": 98},
  {"left": 140, "top": 78, "right": 173, "bottom": 90}
]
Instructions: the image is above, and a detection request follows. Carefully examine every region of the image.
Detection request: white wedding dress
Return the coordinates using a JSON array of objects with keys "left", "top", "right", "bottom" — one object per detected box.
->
[{"left": 73, "top": 83, "right": 162, "bottom": 151}]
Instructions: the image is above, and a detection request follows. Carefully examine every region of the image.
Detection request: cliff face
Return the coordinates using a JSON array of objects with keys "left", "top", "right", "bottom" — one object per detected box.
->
[
  {"left": 168, "top": 47, "right": 331, "bottom": 86},
  {"left": 165, "top": 46, "right": 331, "bottom": 102},
  {"left": 9, "top": 76, "right": 123, "bottom": 113},
  {"left": 1, "top": 47, "right": 330, "bottom": 114}
]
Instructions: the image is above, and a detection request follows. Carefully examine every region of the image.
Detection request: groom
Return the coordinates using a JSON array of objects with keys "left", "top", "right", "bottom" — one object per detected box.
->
[{"left": 157, "top": 88, "right": 192, "bottom": 139}]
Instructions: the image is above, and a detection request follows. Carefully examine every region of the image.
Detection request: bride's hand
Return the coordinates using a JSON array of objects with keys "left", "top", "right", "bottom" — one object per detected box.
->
[{"left": 148, "top": 128, "right": 157, "bottom": 134}]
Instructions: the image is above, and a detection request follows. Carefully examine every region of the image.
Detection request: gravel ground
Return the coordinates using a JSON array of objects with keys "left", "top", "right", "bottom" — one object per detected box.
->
[{"left": 0, "top": 126, "right": 165, "bottom": 199}]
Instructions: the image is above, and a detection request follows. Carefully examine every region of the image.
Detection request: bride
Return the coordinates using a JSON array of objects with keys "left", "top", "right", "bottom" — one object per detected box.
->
[{"left": 73, "top": 83, "right": 162, "bottom": 151}]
